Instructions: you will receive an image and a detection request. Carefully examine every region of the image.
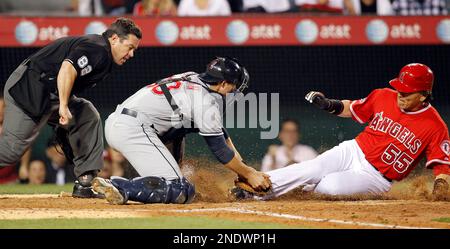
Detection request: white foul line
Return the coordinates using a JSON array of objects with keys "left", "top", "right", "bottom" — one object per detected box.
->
[{"left": 169, "top": 207, "right": 435, "bottom": 229}]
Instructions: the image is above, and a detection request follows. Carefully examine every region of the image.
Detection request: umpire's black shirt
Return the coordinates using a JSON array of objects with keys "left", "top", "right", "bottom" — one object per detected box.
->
[
  {"left": 9, "top": 34, "right": 113, "bottom": 120},
  {"left": 29, "top": 33, "right": 113, "bottom": 94}
]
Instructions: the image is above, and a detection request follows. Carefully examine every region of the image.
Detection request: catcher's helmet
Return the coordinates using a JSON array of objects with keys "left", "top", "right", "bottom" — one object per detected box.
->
[
  {"left": 389, "top": 63, "right": 434, "bottom": 93},
  {"left": 198, "top": 57, "right": 249, "bottom": 93}
]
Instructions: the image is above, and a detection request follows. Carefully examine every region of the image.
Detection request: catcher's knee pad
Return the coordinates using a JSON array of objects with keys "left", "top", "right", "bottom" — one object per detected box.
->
[
  {"left": 167, "top": 178, "right": 195, "bottom": 204},
  {"left": 111, "top": 176, "right": 195, "bottom": 204}
]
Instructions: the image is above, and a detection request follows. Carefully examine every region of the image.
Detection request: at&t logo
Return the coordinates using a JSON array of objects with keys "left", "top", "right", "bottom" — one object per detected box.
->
[
  {"left": 15, "top": 20, "right": 38, "bottom": 45},
  {"left": 436, "top": 19, "right": 450, "bottom": 43},
  {"left": 226, "top": 20, "right": 250, "bottom": 44},
  {"left": 85, "top": 21, "right": 107, "bottom": 35},
  {"left": 295, "top": 20, "right": 319, "bottom": 44},
  {"left": 366, "top": 19, "right": 389, "bottom": 44},
  {"left": 156, "top": 20, "right": 179, "bottom": 45}
]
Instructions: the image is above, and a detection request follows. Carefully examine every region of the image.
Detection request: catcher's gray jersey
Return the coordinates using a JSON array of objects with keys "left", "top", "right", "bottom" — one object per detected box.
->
[
  {"left": 119, "top": 72, "right": 224, "bottom": 137},
  {"left": 105, "top": 72, "right": 224, "bottom": 180}
]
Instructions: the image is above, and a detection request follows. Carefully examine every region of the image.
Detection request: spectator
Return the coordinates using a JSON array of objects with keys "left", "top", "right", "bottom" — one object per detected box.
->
[
  {"left": 18, "top": 149, "right": 44, "bottom": 185},
  {"left": 178, "top": 0, "right": 231, "bottom": 16},
  {"left": 74, "top": 0, "right": 127, "bottom": 16},
  {"left": 347, "top": 0, "right": 393, "bottom": 15},
  {"left": 261, "top": 119, "right": 318, "bottom": 172},
  {"left": 124, "top": 0, "right": 141, "bottom": 13},
  {"left": 45, "top": 140, "right": 76, "bottom": 185},
  {"left": 242, "top": 0, "right": 293, "bottom": 13},
  {"left": 16, "top": 139, "right": 75, "bottom": 185},
  {"left": 27, "top": 160, "right": 47, "bottom": 185},
  {"left": 391, "top": 0, "right": 448, "bottom": 15},
  {"left": 110, "top": 147, "right": 140, "bottom": 178},
  {"left": 228, "top": 0, "right": 244, "bottom": 12},
  {"left": 0, "top": 165, "right": 17, "bottom": 184},
  {"left": 133, "top": 0, "right": 177, "bottom": 16},
  {"left": 102, "top": 0, "right": 127, "bottom": 15},
  {"left": 296, "top": 0, "right": 356, "bottom": 14},
  {"left": 100, "top": 147, "right": 139, "bottom": 179},
  {"left": 75, "top": 0, "right": 105, "bottom": 16},
  {"left": 99, "top": 149, "right": 114, "bottom": 179}
]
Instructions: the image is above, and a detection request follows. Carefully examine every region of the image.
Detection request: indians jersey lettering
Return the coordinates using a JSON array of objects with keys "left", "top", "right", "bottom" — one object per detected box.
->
[{"left": 350, "top": 88, "right": 450, "bottom": 181}]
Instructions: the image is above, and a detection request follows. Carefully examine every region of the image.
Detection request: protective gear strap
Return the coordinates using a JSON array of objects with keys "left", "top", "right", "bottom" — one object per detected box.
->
[
  {"left": 160, "top": 83, "right": 179, "bottom": 113},
  {"left": 158, "top": 73, "right": 197, "bottom": 113},
  {"left": 111, "top": 176, "right": 195, "bottom": 204},
  {"left": 203, "top": 135, "right": 235, "bottom": 164}
]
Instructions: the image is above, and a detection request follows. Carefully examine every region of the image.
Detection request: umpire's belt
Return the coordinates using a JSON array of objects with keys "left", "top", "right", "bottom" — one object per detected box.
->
[
  {"left": 121, "top": 108, "right": 137, "bottom": 118},
  {"left": 370, "top": 164, "right": 392, "bottom": 183}
]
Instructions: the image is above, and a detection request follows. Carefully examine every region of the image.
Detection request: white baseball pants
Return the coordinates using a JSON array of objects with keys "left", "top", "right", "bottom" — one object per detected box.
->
[{"left": 264, "top": 139, "right": 392, "bottom": 199}]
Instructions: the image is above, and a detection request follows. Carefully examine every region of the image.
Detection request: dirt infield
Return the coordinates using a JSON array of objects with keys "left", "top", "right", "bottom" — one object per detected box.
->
[
  {"left": 0, "top": 195, "right": 449, "bottom": 228},
  {"left": 0, "top": 162, "right": 449, "bottom": 229}
]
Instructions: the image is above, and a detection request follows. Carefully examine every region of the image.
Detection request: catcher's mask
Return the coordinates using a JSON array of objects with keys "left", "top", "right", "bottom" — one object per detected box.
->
[{"left": 198, "top": 56, "right": 250, "bottom": 94}]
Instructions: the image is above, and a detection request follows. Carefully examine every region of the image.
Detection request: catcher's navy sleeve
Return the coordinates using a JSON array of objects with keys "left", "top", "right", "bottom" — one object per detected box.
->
[{"left": 204, "top": 135, "right": 235, "bottom": 164}]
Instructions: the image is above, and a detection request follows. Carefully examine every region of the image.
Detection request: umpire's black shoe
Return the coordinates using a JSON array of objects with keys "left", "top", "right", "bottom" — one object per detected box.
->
[{"left": 72, "top": 171, "right": 105, "bottom": 199}]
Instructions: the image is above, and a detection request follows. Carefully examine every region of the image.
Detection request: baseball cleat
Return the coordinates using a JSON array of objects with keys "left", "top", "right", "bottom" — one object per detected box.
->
[
  {"left": 72, "top": 181, "right": 105, "bottom": 199},
  {"left": 92, "top": 177, "right": 125, "bottom": 205},
  {"left": 72, "top": 171, "right": 105, "bottom": 199}
]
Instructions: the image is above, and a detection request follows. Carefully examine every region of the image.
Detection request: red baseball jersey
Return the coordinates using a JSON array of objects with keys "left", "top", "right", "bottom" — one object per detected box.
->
[{"left": 350, "top": 88, "right": 450, "bottom": 181}]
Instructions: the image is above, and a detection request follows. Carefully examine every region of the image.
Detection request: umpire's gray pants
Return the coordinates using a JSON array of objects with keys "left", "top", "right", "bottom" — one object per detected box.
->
[
  {"left": 0, "top": 64, "right": 104, "bottom": 177},
  {"left": 104, "top": 106, "right": 182, "bottom": 180}
]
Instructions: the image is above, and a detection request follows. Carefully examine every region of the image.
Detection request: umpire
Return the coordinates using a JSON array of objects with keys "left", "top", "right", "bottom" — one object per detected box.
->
[{"left": 0, "top": 17, "right": 141, "bottom": 198}]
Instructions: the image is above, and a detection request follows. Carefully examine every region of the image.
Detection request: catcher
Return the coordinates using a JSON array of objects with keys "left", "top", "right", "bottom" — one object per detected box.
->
[
  {"left": 92, "top": 57, "right": 271, "bottom": 204},
  {"left": 234, "top": 63, "right": 449, "bottom": 201}
]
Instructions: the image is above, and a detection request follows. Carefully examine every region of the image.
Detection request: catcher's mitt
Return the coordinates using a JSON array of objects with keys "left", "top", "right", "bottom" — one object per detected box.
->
[
  {"left": 432, "top": 178, "right": 449, "bottom": 201},
  {"left": 234, "top": 177, "right": 272, "bottom": 196}
]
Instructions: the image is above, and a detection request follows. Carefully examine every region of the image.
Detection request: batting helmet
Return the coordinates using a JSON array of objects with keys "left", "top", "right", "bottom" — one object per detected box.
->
[
  {"left": 389, "top": 63, "right": 434, "bottom": 93},
  {"left": 198, "top": 57, "right": 250, "bottom": 93}
]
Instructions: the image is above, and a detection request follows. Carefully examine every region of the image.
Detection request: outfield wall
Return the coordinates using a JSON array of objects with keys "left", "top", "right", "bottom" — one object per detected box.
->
[{"left": 0, "top": 16, "right": 449, "bottom": 164}]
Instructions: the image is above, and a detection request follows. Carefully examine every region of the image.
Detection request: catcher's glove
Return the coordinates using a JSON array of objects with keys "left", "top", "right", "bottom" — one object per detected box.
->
[
  {"left": 432, "top": 176, "right": 449, "bottom": 201},
  {"left": 233, "top": 176, "right": 272, "bottom": 197}
]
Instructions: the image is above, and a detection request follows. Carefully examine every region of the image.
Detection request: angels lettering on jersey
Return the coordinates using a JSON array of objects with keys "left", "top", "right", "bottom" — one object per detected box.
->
[
  {"left": 350, "top": 88, "right": 450, "bottom": 181},
  {"left": 368, "top": 111, "right": 422, "bottom": 155}
]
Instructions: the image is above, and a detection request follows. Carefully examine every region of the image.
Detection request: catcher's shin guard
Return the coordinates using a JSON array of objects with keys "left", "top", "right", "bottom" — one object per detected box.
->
[{"left": 110, "top": 176, "right": 195, "bottom": 204}]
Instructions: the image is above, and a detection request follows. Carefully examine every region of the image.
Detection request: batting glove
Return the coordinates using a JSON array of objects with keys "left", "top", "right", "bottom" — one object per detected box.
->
[{"left": 306, "top": 91, "right": 345, "bottom": 115}]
